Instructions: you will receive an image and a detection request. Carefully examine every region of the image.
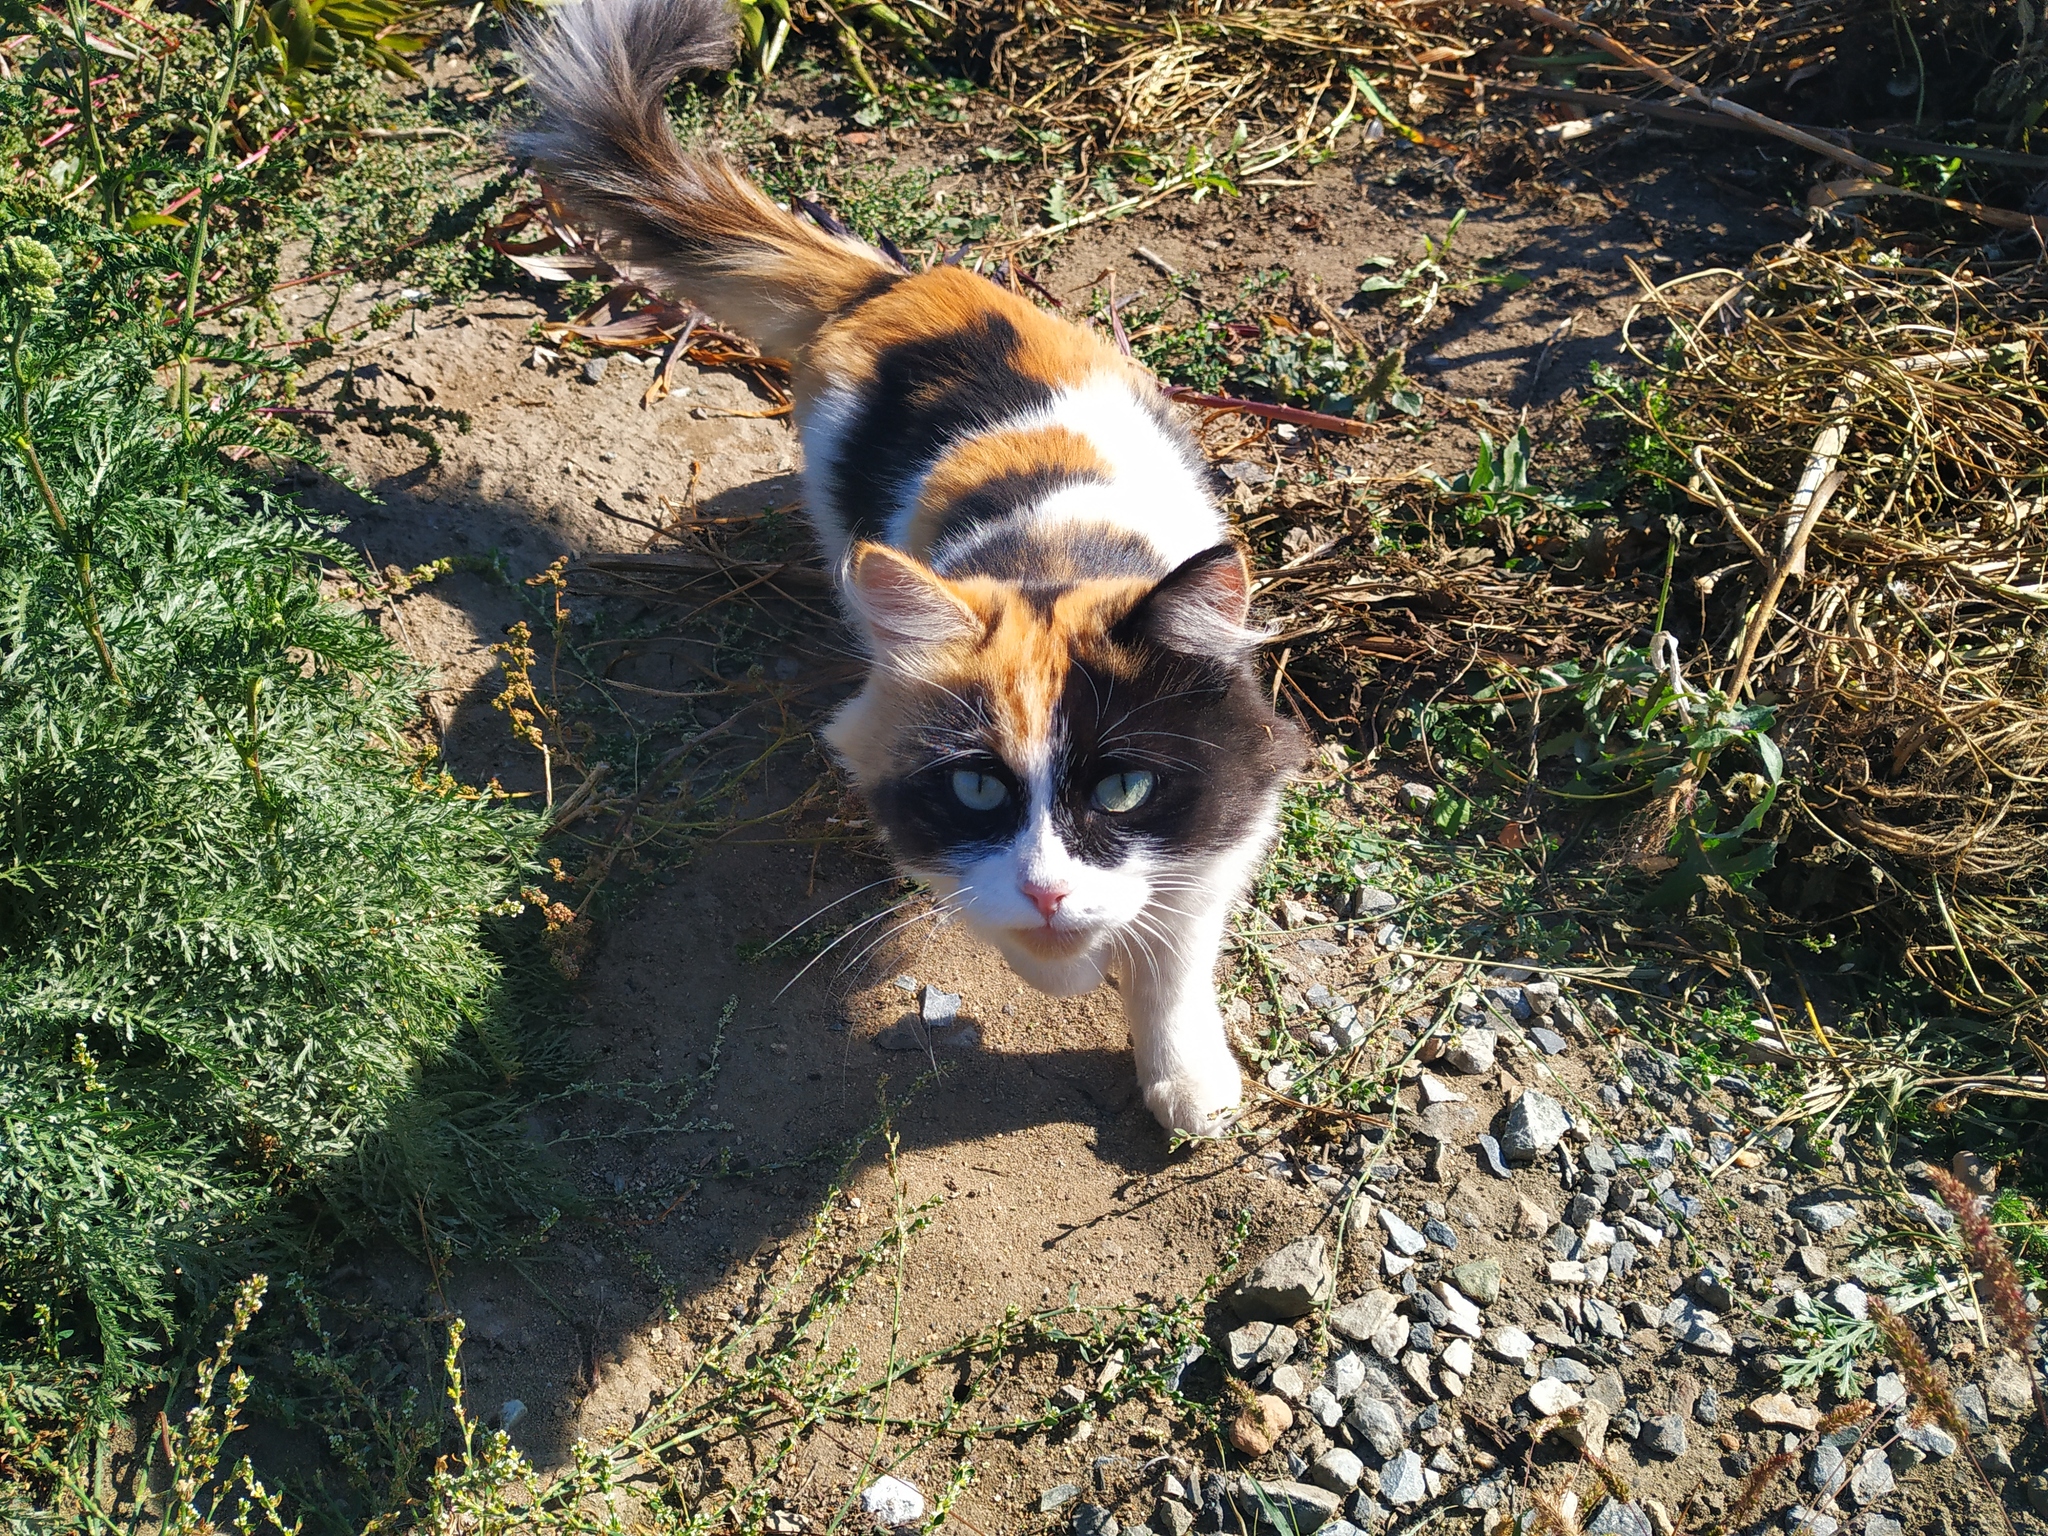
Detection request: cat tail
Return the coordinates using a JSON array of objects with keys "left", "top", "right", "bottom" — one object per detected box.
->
[{"left": 511, "top": 0, "right": 897, "bottom": 359}]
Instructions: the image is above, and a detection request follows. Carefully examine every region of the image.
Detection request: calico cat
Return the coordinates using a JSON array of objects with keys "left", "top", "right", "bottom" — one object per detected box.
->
[{"left": 515, "top": 0, "right": 1304, "bottom": 1133}]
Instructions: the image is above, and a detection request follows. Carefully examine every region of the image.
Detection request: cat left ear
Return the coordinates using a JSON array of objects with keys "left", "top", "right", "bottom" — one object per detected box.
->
[
  {"left": 1120, "top": 542, "right": 1255, "bottom": 655},
  {"left": 844, "top": 542, "right": 983, "bottom": 656}
]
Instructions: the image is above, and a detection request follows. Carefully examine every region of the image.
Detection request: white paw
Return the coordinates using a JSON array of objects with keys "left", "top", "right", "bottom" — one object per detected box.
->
[{"left": 1143, "top": 1060, "right": 1243, "bottom": 1138}]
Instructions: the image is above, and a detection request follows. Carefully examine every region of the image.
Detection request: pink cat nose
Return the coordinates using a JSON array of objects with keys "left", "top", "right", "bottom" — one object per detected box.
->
[{"left": 1021, "top": 881, "right": 1068, "bottom": 921}]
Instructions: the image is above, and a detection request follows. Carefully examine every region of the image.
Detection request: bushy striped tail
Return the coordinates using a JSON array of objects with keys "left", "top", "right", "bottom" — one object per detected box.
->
[{"left": 511, "top": 0, "right": 897, "bottom": 358}]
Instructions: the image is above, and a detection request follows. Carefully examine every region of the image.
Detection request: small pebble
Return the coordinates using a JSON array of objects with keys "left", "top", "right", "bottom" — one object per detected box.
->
[
  {"left": 1476, "top": 1134, "right": 1512, "bottom": 1178},
  {"left": 1640, "top": 1414, "right": 1688, "bottom": 1458},
  {"left": 1695, "top": 1385, "right": 1722, "bottom": 1425}
]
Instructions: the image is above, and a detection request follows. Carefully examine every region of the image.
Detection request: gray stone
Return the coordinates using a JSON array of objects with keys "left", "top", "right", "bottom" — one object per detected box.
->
[
  {"left": 1584, "top": 1298, "right": 1627, "bottom": 1339},
  {"left": 1485, "top": 986, "right": 1533, "bottom": 1021},
  {"left": 1376, "top": 1451, "right": 1426, "bottom": 1508},
  {"left": 580, "top": 356, "right": 609, "bottom": 384},
  {"left": 1560, "top": 1192, "right": 1600, "bottom": 1231},
  {"left": 1586, "top": 1371, "right": 1628, "bottom": 1414},
  {"left": 1155, "top": 1502, "right": 1194, "bottom": 1536},
  {"left": 1695, "top": 1385, "right": 1722, "bottom": 1425},
  {"left": 1312, "top": 1450, "right": 1365, "bottom": 1495},
  {"left": 1041, "top": 1486, "right": 1082, "bottom": 1514},
  {"left": 1981, "top": 1431, "right": 2014, "bottom": 1475},
  {"left": 1460, "top": 1482, "right": 1503, "bottom": 1511},
  {"left": 1793, "top": 1200, "right": 1858, "bottom": 1235},
  {"left": 1529, "top": 1027, "right": 1568, "bottom": 1055},
  {"left": 1476, "top": 1134, "right": 1512, "bottom": 1178},
  {"left": 1487, "top": 1327, "right": 1534, "bottom": 1364},
  {"left": 1328, "top": 1292, "right": 1401, "bottom": 1345},
  {"left": 1306, "top": 1385, "right": 1343, "bottom": 1430},
  {"left": 1378, "top": 1210, "right": 1426, "bottom": 1256},
  {"left": 919, "top": 985, "right": 961, "bottom": 1024},
  {"left": 1896, "top": 1418, "right": 1956, "bottom": 1458},
  {"left": 1862, "top": 1518, "right": 1904, "bottom": 1536},
  {"left": 1613, "top": 1407, "right": 1641, "bottom": 1440},
  {"left": 1074, "top": 1505, "right": 1120, "bottom": 1536},
  {"left": 1397, "top": 782, "right": 1436, "bottom": 812},
  {"left": 1658, "top": 1187, "right": 1703, "bottom": 1222},
  {"left": 1847, "top": 1450, "right": 1893, "bottom": 1507},
  {"left": 1541, "top": 1357, "right": 1593, "bottom": 1385},
  {"left": 1325, "top": 1352, "right": 1366, "bottom": 1402},
  {"left": 1785, "top": 1507, "right": 1839, "bottom": 1536},
  {"left": 1660, "top": 1296, "right": 1735, "bottom": 1355},
  {"left": 1445, "top": 1029, "right": 1497, "bottom": 1074},
  {"left": 1640, "top": 1414, "right": 1688, "bottom": 1458},
  {"left": 1871, "top": 1373, "right": 1906, "bottom": 1411},
  {"left": 1422, "top": 1218, "right": 1458, "bottom": 1250},
  {"left": 1906, "top": 1192, "right": 1954, "bottom": 1233},
  {"left": 1348, "top": 1396, "right": 1407, "bottom": 1459},
  {"left": 1500, "top": 1090, "right": 1571, "bottom": 1160},
  {"left": 1582, "top": 1141, "right": 1617, "bottom": 1176},
  {"left": 1810, "top": 1443, "right": 1847, "bottom": 1497},
  {"left": 1227, "top": 1322, "right": 1300, "bottom": 1371},
  {"left": 1234, "top": 1479, "right": 1342, "bottom": 1534},
  {"left": 1232, "top": 1238, "right": 1335, "bottom": 1320},
  {"left": 1983, "top": 1350, "right": 2035, "bottom": 1420},
  {"left": 1954, "top": 1383, "right": 1990, "bottom": 1432},
  {"left": 1609, "top": 1241, "right": 1639, "bottom": 1277},
  {"left": 1269, "top": 1364, "right": 1307, "bottom": 1404},
  {"left": 1692, "top": 1267, "right": 1738, "bottom": 1313},
  {"left": 1584, "top": 1499, "right": 1653, "bottom": 1536},
  {"left": 1450, "top": 1260, "right": 1501, "bottom": 1306}
]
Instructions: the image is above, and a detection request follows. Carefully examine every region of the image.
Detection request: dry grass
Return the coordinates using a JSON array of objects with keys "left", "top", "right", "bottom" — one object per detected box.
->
[{"left": 1622, "top": 247, "right": 2048, "bottom": 1008}]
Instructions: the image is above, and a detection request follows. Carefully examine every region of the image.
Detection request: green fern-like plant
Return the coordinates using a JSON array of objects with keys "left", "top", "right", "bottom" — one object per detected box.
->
[{"left": 0, "top": 215, "right": 544, "bottom": 1474}]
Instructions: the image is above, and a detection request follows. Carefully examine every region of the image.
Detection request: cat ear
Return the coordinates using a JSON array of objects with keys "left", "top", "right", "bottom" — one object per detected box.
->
[
  {"left": 844, "top": 543, "right": 983, "bottom": 655},
  {"left": 1121, "top": 542, "right": 1256, "bottom": 655}
]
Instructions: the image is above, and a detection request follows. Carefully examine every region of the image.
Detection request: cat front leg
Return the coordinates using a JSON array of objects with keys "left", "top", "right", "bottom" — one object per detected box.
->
[{"left": 1117, "top": 895, "right": 1243, "bottom": 1136}]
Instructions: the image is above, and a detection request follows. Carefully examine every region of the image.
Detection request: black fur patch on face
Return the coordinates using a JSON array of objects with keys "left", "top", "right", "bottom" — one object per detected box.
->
[
  {"left": 1048, "top": 645, "right": 1301, "bottom": 870},
  {"left": 869, "top": 692, "right": 1025, "bottom": 869},
  {"left": 829, "top": 313, "right": 1057, "bottom": 547}
]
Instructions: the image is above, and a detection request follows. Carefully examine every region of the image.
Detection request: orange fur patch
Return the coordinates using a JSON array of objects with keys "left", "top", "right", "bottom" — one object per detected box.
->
[
  {"left": 903, "top": 426, "right": 1110, "bottom": 557},
  {"left": 800, "top": 266, "right": 1140, "bottom": 398},
  {"left": 939, "top": 577, "right": 1150, "bottom": 766}
]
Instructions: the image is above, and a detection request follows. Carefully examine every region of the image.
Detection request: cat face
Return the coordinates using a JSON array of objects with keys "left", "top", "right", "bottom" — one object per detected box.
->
[{"left": 825, "top": 542, "right": 1303, "bottom": 990}]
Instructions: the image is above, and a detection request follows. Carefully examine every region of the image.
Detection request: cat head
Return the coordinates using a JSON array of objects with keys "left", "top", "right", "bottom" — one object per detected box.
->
[{"left": 824, "top": 540, "right": 1304, "bottom": 988}]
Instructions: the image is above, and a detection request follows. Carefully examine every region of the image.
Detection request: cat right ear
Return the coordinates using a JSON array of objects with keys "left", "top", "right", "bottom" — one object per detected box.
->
[
  {"left": 844, "top": 543, "right": 983, "bottom": 655},
  {"left": 1118, "top": 542, "right": 1257, "bottom": 656}
]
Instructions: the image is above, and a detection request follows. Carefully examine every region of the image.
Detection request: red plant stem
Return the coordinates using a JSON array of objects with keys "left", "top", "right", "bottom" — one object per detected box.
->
[
  {"left": 38, "top": 123, "right": 77, "bottom": 149},
  {"left": 161, "top": 123, "right": 298, "bottom": 216},
  {"left": 193, "top": 265, "right": 353, "bottom": 320},
  {"left": 1162, "top": 384, "right": 1369, "bottom": 437}
]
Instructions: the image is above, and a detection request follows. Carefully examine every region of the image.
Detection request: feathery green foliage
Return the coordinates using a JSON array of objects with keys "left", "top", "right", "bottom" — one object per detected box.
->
[{"left": 0, "top": 209, "right": 542, "bottom": 1468}]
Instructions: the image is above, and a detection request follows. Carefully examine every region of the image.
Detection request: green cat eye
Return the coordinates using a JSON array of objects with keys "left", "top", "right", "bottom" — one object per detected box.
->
[
  {"left": 1092, "top": 770, "right": 1155, "bottom": 814},
  {"left": 951, "top": 769, "right": 1010, "bottom": 811}
]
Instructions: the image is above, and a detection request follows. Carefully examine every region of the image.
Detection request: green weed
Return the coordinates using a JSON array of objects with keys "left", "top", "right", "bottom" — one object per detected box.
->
[
  {"left": 1111, "top": 270, "right": 1409, "bottom": 419},
  {"left": 1428, "top": 425, "right": 1606, "bottom": 531}
]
